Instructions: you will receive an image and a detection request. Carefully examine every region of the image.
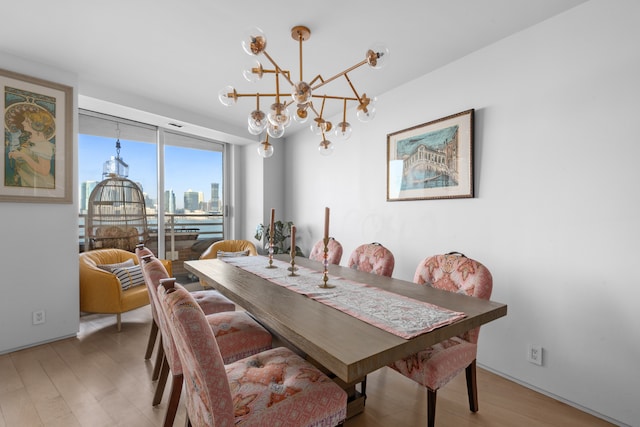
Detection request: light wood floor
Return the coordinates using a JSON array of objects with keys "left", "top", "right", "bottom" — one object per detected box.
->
[{"left": 0, "top": 306, "right": 615, "bottom": 427}]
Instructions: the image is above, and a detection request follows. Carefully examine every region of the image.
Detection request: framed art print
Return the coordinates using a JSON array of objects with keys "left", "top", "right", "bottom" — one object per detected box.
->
[
  {"left": 1, "top": 68, "right": 73, "bottom": 203},
  {"left": 387, "top": 109, "right": 474, "bottom": 201}
]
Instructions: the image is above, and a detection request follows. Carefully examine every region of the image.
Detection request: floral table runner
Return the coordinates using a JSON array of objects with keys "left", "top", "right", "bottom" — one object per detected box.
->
[{"left": 220, "top": 256, "right": 465, "bottom": 339}]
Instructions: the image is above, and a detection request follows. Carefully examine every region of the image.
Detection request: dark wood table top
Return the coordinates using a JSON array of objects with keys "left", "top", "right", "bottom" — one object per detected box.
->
[{"left": 185, "top": 255, "right": 507, "bottom": 383}]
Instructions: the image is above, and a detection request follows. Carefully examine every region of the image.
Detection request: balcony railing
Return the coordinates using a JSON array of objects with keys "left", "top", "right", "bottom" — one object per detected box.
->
[{"left": 79, "top": 212, "right": 224, "bottom": 280}]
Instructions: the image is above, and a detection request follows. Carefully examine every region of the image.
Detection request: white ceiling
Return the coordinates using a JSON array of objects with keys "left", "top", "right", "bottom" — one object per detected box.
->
[{"left": 1, "top": 0, "right": 587, "bottom": 141}]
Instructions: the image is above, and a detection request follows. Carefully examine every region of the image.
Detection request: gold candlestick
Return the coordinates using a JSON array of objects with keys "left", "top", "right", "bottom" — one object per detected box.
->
[
  {"left": 289, "top": 252, "right": 298, "bottom": 276},
  {"left": 319, "top": 237, "right": 335, "bottom": 288},
  {"left": 266, "top": 237, "right": 276, "bottom": 268}
]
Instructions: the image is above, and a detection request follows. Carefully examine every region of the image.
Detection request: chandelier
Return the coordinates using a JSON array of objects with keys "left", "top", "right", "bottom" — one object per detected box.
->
[{"left": 218, "top": 25, "right": 389, "bottom": 158}]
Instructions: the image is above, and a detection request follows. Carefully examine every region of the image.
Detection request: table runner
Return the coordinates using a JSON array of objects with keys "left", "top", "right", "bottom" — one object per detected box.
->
[{"left": 220, "top": 256, "right": 465, "bottom": 339}]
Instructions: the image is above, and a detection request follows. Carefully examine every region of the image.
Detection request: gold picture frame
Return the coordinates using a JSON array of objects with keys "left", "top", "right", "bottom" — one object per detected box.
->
[
  {"left": 387, "top": 109, "right": 474, "bottom": 201},
  {"left": 1, "top": 68, "right": 73, "bottom": 203}
]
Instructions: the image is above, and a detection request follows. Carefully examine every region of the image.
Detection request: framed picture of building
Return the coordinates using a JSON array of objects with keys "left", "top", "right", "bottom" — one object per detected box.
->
[
  {"left": 387, "top": 109, "right": 474, "bottom": 201},
  {"left": 1, "top": 68, "right": 73, "bottom": 203}
]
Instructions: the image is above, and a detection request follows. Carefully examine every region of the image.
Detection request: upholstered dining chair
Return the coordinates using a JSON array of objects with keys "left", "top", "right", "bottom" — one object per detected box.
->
[
  {"left": 135, "top": 245, "right": 236, "bottom": 378},
  {"left": 139, "top": 255, "right": 272, "bottom": 427},
  {"left": 309, "top": 237, "right": 344, "bottom": 265},
  {"left": 198, "top": 239, "right": 258, "bottom": 288},
  {"left": 388, "top": 252, "right": 493, "bottom": 427},
  {"left": 199, "top": 239, "right": 257, "bottom": 259},
  {"left": 347, "top": 242, "right": 395, "bottom": 277},
  {"left": 157, "top": 279, "right": 348, "bottom": 427},
  {"left": 79, "top": 248, "right": 172, "bottom": 331}
]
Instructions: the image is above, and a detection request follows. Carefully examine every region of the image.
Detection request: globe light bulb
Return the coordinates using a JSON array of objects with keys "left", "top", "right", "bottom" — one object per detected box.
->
[
  {"left": 318, "top": 139, "right": 334, "bottom": 156},
  {"left": 291, "top": 81, "right": 312, "bottom": 104},
  {"left": 241, "top": 27, "right": 267, "bottom": 56},
  {"left": 267, "top": 123, "right": 285, "bottom": 138},
  {"left": 366, "top": 43, "right": 390, "bottom": 69},
  {"left": 257, "top": 140, "right": 274, "bottom": 158},
  {"left": 293, "top": 105, "right": 309, "bottom": 124},
  {"left": 243, "top": 60, "right": 264, "bottom": 82},
  {"left": 248, "top": 110, "right": 267, "bottom": 132},
  {"left": 334, "top": 122, "right": 352, "bottom": 141},
  {"left": 310, "top": 119, "right": 324, "bottom": 135},
  {"left": 218, "top": 86, "right": 237, "bottom": 107},
  {"left": 356, "top": 96, "right": 377, "bottom": 122},
  {"left": 267, "top": 103, "right": 291, "bottom": 127}
]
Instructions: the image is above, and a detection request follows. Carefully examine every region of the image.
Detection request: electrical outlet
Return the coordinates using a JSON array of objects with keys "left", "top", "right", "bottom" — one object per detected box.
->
[
  {"left": 527, "top": 344, "right": 543, "bottom": 366},
  {"left": 32, "top": 310, "right": 46, "bottom": 325}
]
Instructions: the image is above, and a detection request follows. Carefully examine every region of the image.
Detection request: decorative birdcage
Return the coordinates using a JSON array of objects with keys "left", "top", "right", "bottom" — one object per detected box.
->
[{"left": 85, "top": 127, "right": 148, "bottom": 252}]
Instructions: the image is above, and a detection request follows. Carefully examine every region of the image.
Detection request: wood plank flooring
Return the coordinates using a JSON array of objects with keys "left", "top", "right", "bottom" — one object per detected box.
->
[{"left": 0, "top": 306, "right": 615, "bottom": 427}]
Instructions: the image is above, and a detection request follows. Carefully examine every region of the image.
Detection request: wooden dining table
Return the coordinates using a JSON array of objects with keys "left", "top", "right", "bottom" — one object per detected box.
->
[{"left": 185, "top": 255, "right": 507, "bottom": 417}]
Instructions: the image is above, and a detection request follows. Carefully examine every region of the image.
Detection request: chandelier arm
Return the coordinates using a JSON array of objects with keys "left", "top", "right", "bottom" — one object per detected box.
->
[
  {"left": 275, "top": 69, "right": 281, "bottom": 104},
  {"left": 319, "top": 96, "right": 326, "bottom": 117},
  {"left": 310, "top": 59, "right": 368, "bottom": 91},
  {"left": 298, "top": 31, "right": 304, "bottom": 82},
  {"left": 308, "top": 102, "right": 320, "bottom": 118},
  {"left": 311, "top": 94, "right": 358, "bottom": 101},
  {"left": 343, "top": 73, "right": 363, "bottom": 103},
  {"left": 342, "top": 99, "right": 347, "bottom": 123},
  {"left": 309, "top": 75, "right": 324, "bottom": 87},
  {"left": 262, "top": 51, "right": 294, "bottom": 86},
  {"left": 233, "top": 93, "right": 292, "bottom": 98}
]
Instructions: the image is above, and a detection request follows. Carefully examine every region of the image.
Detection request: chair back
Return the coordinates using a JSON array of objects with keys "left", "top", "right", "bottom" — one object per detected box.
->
[
  {"left": 413, "top": 252, "right": 493, "bottom": 343},
  {"left": 157, "top": 281, "right": 235, "bottom": 426},
  {"left": 139, "top": 257, "right": 186, "bottom": 375},
  {"left": 309, "top": 237, "right": 344, "bottom": 265},
  {"left": 347, "top": 242, "right": 395, "bottom": 277},
  {"left": 200, "top": 239, "right": 257, "bottom": 259}
]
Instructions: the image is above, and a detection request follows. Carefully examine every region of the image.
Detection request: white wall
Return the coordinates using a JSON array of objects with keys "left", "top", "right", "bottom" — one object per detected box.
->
[
  {"left": 0, "top": 53, "right": 79, "bottom": 353},
  {"left": 280, "top": 1, "right": 639, "bottom": 425}
]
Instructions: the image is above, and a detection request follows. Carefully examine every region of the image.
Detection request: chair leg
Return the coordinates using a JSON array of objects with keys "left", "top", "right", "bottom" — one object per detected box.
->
[
  {"left": 117, "top": 313, "right": 122, "bottom": 332},
  {"left": 163, "top": 374, "right": 183, "bottom": 427},
  {"left": 152, "top": 337, "right": 165, "bottom": 381},
  {"left": 153, "top": 356, "right": 170, "bottom": 406},
  {"left": 145, "top": 320, "right": 159, "bottom": 360},
  {"left": 427, "top": 389, "right": 437, "bottom": 427},
  {"left": 465, "top": 359, "right": 479, "bottom": 412}
]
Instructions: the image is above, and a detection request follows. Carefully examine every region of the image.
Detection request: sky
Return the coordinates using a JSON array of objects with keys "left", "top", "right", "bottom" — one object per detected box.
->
[{"left": 78, "top": 134, "right": 223, "bottom": 209}]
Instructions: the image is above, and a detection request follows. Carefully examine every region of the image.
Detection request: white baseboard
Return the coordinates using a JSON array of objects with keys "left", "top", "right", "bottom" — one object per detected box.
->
[{"left": 477, "top": 363, "right": 628, "bottom": 427}]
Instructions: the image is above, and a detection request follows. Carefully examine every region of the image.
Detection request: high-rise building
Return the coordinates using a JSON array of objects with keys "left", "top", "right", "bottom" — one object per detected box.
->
[
  {"left": 80, "top": 180, "right": 98, "bottom": 213},
  {"left": 165, "top": 189, "right": 176, "bottom": 213},
  {"left": 211, "top": 182, "right": 221, "bottom": 213},
  {"left": 184, "top": 189, "right": 203, "bottom": 212}
]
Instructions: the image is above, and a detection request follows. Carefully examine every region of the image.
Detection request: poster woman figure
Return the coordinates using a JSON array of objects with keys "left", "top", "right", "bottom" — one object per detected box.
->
[{"left": 5, "top": 104, "right": 56, "bottom": 189}]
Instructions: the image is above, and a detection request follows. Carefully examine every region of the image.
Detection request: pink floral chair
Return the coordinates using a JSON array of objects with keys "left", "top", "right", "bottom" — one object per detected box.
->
[
  {"left": 139, "top": 255, "right": 272, "bottom": 427},
  {"left": 157, "top": 280, "right": 348, "bottom": 427},
  {"left": 135, "top": 245, "right": 236, "bottom": 377},
  {"left": 347, "top": 242, "right": 395, "bottom": 277},
  {"left": 388, "top": 252, "right": 493, "bottom": 427},
  {"left": 308, "top": 237, "right": 344, "bottom": 265}
]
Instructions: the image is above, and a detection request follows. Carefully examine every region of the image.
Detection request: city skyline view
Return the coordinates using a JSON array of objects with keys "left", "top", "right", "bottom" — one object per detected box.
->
[{"left": 78, "top": 134, "right": 223, "bottom": 211}]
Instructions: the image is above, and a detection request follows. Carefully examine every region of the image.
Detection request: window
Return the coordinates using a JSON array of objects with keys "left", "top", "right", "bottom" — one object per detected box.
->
[{"left": 78, "top": 110, "right": 225, "bottom": 278}]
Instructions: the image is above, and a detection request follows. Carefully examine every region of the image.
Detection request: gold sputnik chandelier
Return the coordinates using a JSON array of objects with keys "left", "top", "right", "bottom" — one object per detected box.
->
[{"left": 218, "top": 25, "right": 389, "bottom": 158}]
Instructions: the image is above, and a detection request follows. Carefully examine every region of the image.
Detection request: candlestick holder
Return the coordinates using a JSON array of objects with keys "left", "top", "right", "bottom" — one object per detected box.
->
[
  {"left": 266, "top": 236, "right": 276, "bottom": 268},
  {"left": 288, "top": 251, "right": 298, "bottom": 276},
  {"left": 319, "top": 237, "right": 335, "bottom": 288}
]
